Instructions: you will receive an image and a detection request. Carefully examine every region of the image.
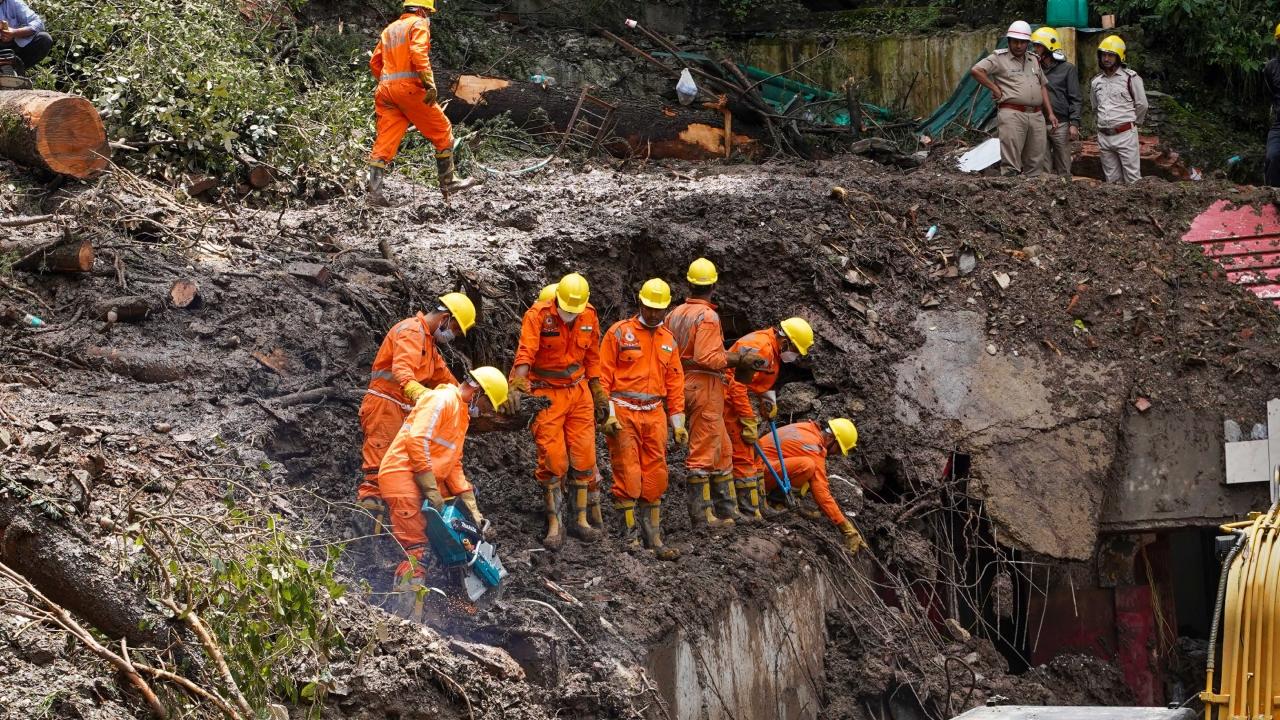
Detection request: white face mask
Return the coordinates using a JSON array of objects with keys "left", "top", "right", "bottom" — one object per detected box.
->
[
  {"left": 639, "top": 314, "right": 663, "bottom": 328},
  {"left": 780, "top": 351, "right": 800, "bottom": 363},
  {"left": 557, "top": 309, "right": 580, "bottom": 325},
  {"left": 433, "top": 326, "right": 455, "bottom": 345}
]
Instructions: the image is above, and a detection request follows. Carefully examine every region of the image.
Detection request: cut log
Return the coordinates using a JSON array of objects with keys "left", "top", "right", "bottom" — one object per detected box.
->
[
  {"left": 444, "top": 74, "right": 763, "bottom": 161},
  {"left": 94, "top": 295, "right": 154, "bottom": 323},
  {"left": 169, "top": 280, "right": 200, "bottom": 309},
  {"left": 2, "top": 233, "right": 94, "bottom": 273},
  {"left": 0, "top": 90, "right": 110, "bottom": 178},
  {"left": 286, "top": 261, "right": 330, "bottom": 286},
  {"left": 85, "top": 346, "right": 188, "bottom": 383},
  {"left": 185, "top": 176, "right": 219, "bottom": 197}
]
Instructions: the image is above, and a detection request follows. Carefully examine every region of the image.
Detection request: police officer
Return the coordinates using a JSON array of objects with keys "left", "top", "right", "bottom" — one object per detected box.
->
[
  {"left": 1031, "top": 27, "right": 1082, "bottom": 176},
  {"left": 1090, "top": 35, "right": 1148, "bottom": 184},
  {"left": 1265, "top": 23, "right": 1280, "bottom": 187},
  {"left": 971, "top": 21, "right": 1060, "bottom": 176}
]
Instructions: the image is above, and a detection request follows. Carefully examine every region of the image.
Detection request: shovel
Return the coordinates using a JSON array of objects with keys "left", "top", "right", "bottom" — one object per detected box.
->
[{"left": 753, "top": 420, "right": 796, "bottom": 508}]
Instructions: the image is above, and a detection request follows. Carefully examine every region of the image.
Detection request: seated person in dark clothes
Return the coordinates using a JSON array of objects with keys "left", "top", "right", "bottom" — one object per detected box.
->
[{"left": 0, "top": 0, "right": 51, "bottom": 73}]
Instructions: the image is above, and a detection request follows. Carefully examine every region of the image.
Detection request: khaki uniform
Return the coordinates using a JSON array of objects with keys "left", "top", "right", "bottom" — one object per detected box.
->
[
  {"left": 973, "top": 49, "right": 1049, "bottom": 176},
  {"left": 1090, "top": 67, "right": 1148, "bottom": 183}
]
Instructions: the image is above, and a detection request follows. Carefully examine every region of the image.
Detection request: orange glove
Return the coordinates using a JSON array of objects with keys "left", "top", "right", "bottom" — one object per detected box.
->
[{"left": 403, "top": 380, "right": 428, "bottom": 403}]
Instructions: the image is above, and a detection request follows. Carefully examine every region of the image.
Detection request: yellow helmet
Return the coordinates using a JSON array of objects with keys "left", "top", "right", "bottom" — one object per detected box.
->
[
  {"left": 1030, "top": 27, "right": 1061, "bottom": 53},
  {"left": 468, "top": 366, "right": 508, "bottom": 410},
  {"left": 780, "top": 317, "right": 815, "bottom": 356},
  {"left": 686, "top": 257, "right": 719, "bottom": 286},
  {"left": 827, "top": 418, "right": 858, "bottom": 456},
  {"left": 439, "top": 292, "right": 476, "bottom": 334},
  {"left": 1274, "top": 22, "right": 1280, "bottom": 40},
  {"left": 1098, "top": 35, "right": 1126, "bottom": 62},
  {"left": 537, "top": 283, "right": 557, "bottom": 303},
  {"left": 403, "top": 0, "right": 436, "bottom": 11},
  {"left": 555, "top": 272, "right": 590, "bottom": 314},
  {"left": 638, "top": 278, "right": 672, "bottom": 309}
]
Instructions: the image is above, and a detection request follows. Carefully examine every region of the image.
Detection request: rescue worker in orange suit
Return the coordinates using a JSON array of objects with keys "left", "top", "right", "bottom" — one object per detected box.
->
[
  {"left": 666, "top": 258, "right": 761, "bottom": 529},
  {"left": 758, "top": 418, "right": 866, "bottom": 554},
  {"left": 502, "top": 273, "right": 607, "bottom": 550},
  {"left": 355, "top": 293, "right": 476, "bottom": 530},
  {"left": 377, "top": 367, "right": 508, "bottom": 590},
  {"left": 723, "top": 317, "right": 815, "bottom": 520},
  {"left": 600, "top": 279, "right": 687, "bottom": 560},
  {"left": 365, "top": 0, "right": 478, "bottom": 206}
]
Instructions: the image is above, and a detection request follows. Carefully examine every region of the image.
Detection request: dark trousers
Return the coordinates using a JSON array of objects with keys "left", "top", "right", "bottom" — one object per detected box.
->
[
  {"left": 1267, "top": 125, "right": 1280, "bottom": 187},
  {"left": 0, "top": 31, "right": 52, "bottom": 71}
]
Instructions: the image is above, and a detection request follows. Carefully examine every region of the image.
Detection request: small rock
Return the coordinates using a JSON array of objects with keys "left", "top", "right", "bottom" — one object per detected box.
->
[
  {"left": 152, "top": 422, "right": 172, "bottom": 434},
  {"left": 1251, "top": 423, "right": 1268, "bottom": 441},
  {"left": 992, "top": 271, "right": 1011, "bottom": 290},
  {"left": 0, "top": 427, "right": 10, "bottom": 451},
  {"left": 829, "top": 186, "right": 848, "bottom": 200},
  {"left": 958, "top": 250, "right": 977, "bottom": 276},
  {"left": 986, "top": 344, "right": 997, "bottom": 355},
  {"left": 1224, "top": 419, "right": 1243, "bottom": 442},
  {"left": 36, "top": 420, "right": 58, "bottom": 433},
  {"left": 944, "top": 617, "right": 971, "bottom": 642},
  {"left": 1134, "top": 397, "right": 1152, "bottom": 413}
]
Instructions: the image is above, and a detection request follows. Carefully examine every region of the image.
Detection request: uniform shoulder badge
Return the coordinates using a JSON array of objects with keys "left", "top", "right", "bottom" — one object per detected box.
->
[{"left": 994, "top": 48, "right": 1009, "bottom": 55}]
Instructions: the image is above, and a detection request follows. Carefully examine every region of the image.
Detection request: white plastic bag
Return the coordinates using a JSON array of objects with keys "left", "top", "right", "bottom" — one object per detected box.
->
[{"left": 675, "top": 68, "right": 698, "bottom": 106}]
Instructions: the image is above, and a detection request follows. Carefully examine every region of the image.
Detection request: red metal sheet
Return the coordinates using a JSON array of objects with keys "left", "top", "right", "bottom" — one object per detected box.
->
[
  {"left": 1183, "top": 200, "right": 1280, "bottom": 308},
  {"left": 1115, "top": 585, "right": 1163, "bottom": 706}
]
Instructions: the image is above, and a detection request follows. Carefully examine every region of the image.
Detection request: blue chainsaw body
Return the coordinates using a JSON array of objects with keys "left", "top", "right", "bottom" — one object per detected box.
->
[{"left": 422, "top": 500, "right": 507, "bottom": 602}]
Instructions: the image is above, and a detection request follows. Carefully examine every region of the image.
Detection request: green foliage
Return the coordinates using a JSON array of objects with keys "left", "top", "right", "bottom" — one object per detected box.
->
[
  {"left": 34, "top": 0, "right": 377, "bottom": 181},
  {"left": 1115, "top": 0, "right": 1280, "bottom": 78},
  {"left": 823, "top": 5, "right": 945, "bottom": 35}
]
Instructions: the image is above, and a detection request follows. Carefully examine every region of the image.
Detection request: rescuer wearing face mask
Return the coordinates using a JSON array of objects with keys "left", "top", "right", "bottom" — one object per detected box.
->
[
  {"left": 759, "top": 418, "right": 867, "bottom": 555},
  {"left": 722, "top": 317, "right": 815, "bottom": 521},
  {"left": 502, "top": 273, "right": 606, "bottom": 550},
  {"left": 599, "top": 279, "right": 686, "bottom": 560},
  {"left": 377, "top": 367, "right": 508, "bottom": 593},
  {"left": 354, "top": 293, "right": 476, "bottom": 528}
]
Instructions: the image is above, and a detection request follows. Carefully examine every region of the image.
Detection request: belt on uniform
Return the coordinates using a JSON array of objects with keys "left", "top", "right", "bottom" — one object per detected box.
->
[
  {"left": 998, "top": 102, "right": 1041, "bottom": 113},
  {"left": 530, "top": 375, "right": 585, "bottom": 391},
  {"left": 612, "top": 396, "right": 662, "bottom": 412},
  {"left": 1098, "top": 122, "right": 1134, "bottom": 136},
  {"left": 365, "top": 388, "right": 412, "bottom": 412}
]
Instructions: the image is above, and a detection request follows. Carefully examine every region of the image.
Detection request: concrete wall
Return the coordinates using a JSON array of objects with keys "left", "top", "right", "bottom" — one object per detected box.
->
[{"left": 644, "top": 565, "right": 832, "bottom": 720}]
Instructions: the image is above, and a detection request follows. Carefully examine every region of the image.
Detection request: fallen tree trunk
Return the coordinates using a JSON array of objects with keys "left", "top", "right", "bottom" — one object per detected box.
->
[
  {"left": 0, "top": 90, "right": 110, "bottom": 178},
  {"left": 2, "top": 232, "right": 94, "bottom": 273},
  {"left": 444, "top": 74, "right": 764, "bottom": 160},
  {"left": 94, "top": 295, "right": 155, "bottom": 322}
]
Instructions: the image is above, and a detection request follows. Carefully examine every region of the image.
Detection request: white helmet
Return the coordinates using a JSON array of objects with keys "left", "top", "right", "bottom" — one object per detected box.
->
[{"left": 1006, "top": 20, "right": 1032, "bottom": 41}]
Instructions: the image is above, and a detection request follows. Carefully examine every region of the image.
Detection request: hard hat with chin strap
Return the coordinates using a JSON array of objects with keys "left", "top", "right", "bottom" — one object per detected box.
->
[
  {"left": 1098, "top": 35, "right": 1127, "bottom": 62},
  {"left": 468, "top": 366, "right": 508, "bottom": 410},
  {"left": 439, "top": 292, "right": 476, "bottom": 334},
  {"left": 1031, "top": 26, "right": 1062, "bottom": 53}
]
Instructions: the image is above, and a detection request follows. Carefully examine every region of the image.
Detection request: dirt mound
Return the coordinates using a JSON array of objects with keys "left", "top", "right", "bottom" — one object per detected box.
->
[{"left": 2, "top": 155, "right": 1274, "bottom": 717}]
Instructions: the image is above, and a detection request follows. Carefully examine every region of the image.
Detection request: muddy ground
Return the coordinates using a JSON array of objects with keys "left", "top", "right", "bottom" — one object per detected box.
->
[{"left": 2, "top": 153, "right": 1276, "bottom": 719}]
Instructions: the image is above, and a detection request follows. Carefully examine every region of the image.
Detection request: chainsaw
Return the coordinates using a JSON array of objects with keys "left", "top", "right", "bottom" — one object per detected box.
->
[
  {"left": 421, "top": 499, "right": 507, "bottom": 605},
  {"left": 0, "top": 39, "right": 33, "bottom": 91}
]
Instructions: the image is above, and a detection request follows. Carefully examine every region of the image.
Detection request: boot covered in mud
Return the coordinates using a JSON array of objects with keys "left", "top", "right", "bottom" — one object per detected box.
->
[
  {"left": 435, "top": 149, "right": 480, "bottom": 200},
  {"left": 587, "top": 489, "right": 604, "bottom": 528},
  {"left": 349, "top": 494, "right": 389, "bottom": 540},
  {"left": 365, "top": 164, "right": 391, "bottom": 207},
  {"left": 542, "top": 481, "right": 567, "bottom": 551},
  {"left": 614, "top": 498, "right": 642, "bottom": 550},
  {"left": 389, "top": 549, "right": 429, "bottom": 622},
  {"left": 711, "top": 472, "right": 748, "bottom": 524},
  {"left": 734, "top": 475, "right": 766, "bottom": 523},
  {"left": 687, "top": 476, "right": 733, "bottom": 530},
  {"left": 638, "top": 501, "right": 680, "bottom": 561},
  {"left": 566, "top": 479, "right": 600, "bottom": 542}
]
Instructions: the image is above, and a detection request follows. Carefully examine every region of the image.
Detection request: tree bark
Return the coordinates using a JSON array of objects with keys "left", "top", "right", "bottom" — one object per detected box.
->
[
  {"left": 2, "top": 233, "right": 94, "bottom": 273},
  {"left": 94, "top": 295, "right": 155, "bottom": 322},
  {"left": 0, "top": 90, "right": 110, "bottom": 178},
  {"left": 443, "top": 74, "right": 764, "bottom": 160}
]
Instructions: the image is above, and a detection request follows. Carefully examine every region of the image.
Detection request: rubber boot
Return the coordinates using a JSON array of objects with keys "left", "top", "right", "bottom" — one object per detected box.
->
[
  {"left": 712, "top": 473, "right": 748, "bottom": 524},
  {"left": 365, "top": 165, "right": 391, "bottom": 207},
  {"left": 542, "top": 482, "right": 566, "bottom": 551},
  {"left": 350, "top": 495, "right": 389, "bottom": 539},
  {"left": 587, "top": 489, "right": 604, "bottom": 529},
  {"left": 687, "top": 477, "right": 733, "bottom": 530},
  {"left": 567, "top": 480, "right": 600, "bottom": 541},
  {"left": 390, "top": 550, "right": 428, "bottom": 622},
  {"left": 614, "top": 499, "right": 642, "bottom": 550},
  {"left": 638, "top": 501, "right": 680, "bottom": 561},
  {"left": 735, "top": 476, "right": 766, "bottom": 523},
  {"left": 435, "top": 150, "right": 480, "bottom": 200}
]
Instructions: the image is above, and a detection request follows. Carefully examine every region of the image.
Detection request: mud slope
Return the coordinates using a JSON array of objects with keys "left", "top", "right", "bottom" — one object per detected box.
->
[{"left": 2, "top": 156, "right": 1275, "bottom": 718}]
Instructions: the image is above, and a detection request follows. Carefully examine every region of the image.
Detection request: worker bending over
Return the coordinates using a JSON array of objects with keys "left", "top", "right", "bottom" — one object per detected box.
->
[
  {"left": 377, "top": 367, "right": 509, "bottom": 587},
  {"left": 355, "top": 294, "right": 475, "bottom": 525},
  {"left": 724, "top": 317, "right": 814, "bottom": 520},
  {"left": 666, "top": 258, "right": 760, "bottom": 529},
  {"left": 758, "top": 418, "right": 866, "bottom": 554},
  {"left": 365, "top": 0, "right": 478, "bottom": 205},
  {"left": 505, "top": 273, "right": 607, "bottom": 550},
  {"left": 600, "top": 279, "right": 686, "bottom": 560}
]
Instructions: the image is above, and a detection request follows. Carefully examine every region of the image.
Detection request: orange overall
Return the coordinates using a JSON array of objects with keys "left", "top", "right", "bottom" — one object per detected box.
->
[
  {"left": 666, "top": 298, "right": 732, "bottom": 477},
  {"left": 724, "top": 328, "right": 782, "bottom": 481},
  {"left": 357, "top": 313, "right": 457, "bottom": 500},
  {"left": 378, "top": 384, "right": 474, "bottom": 554},
  {"left": 759, "top": 421, "right": 847, "bottom": 527},
  {"left": 512, "top": 300, "right": 601, "bottom": 487},
  {"left": 368, "top": 13, "right": 454, "bottom": 167},
  {"left": 600, "top": 317, "right": 685, "bottom": 504}
]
